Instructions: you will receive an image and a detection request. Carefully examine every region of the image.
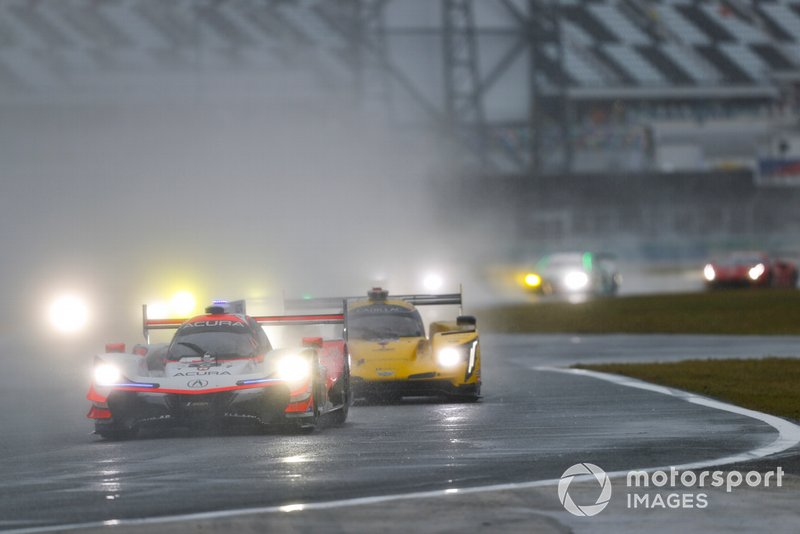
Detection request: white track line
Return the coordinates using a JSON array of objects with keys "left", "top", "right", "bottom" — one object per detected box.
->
[{"left": 10, "top": 367, "right": 800, "bottom": 534}]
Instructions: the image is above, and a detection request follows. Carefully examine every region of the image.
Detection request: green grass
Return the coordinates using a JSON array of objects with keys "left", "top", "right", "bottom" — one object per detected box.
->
[
  {"left": 575, "top": 358, "right": 800, "bottom": 420},
  {"left": 478, "top": 290, "right": 800, "bottom": 335}
]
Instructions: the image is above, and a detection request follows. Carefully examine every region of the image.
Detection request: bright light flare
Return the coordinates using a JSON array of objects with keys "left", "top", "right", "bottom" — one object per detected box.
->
[
  {"left": 423, "top": 273, "right": 444, "bottom": 292},
  {"left": 749, "top": 263, "right": 766, "bottom": 281},
  {"left": 563, "top": 271, "right": 590, "bottom": 291},
  {"left": 276, "top": 354, "right": 312, "bottom": 383},
  {"left": 94, "top": 363, "right": 121, "bottom": 386},
  {"left": 48, "top": 295, "right": 89, "bottom": 333},
  {"left": 146, "top": 301, "right": 169, "bottom": 320},
  {"left": 170, "top": 291, "right": 196, "bottom": 316},
  {"left": 437, "top": 347, "right": 462, "bottom": 368},
  {"left": 703, "top": 264, "right": 716, "bottom": 282},
  {"left": 524, "top": 273, "right": 542, "bottom": 288}
]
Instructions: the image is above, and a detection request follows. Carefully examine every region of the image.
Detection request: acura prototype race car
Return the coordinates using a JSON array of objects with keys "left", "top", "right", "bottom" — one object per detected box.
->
[
  {"left": 288, "top": 288, "right": 481, "bottom": 402},
  {"left": 86, "top": 302, "right": 351, "bottom": 439},
  {"left": 521, "top": 252, "right": 620, "bottom": 296}
]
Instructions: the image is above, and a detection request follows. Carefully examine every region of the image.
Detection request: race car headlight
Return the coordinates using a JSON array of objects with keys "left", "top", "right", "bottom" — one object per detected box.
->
[
  {"left": 563, "top": 271, "right": 589, "bottom": 291},
  {"left": 94, "top": 363, "right": 121, "bottom": 386},
  {"left": 524, "top": 273, "right": 542, "bottom": 288},
  {"left": 276, "top": 354, "right": 312, "bottom": 383},
  {"left": 703, "top": 264, "right": 716, "bottom": 282},
  {"left": 749, "top": 263, "right": 766, "bottom": 281},
  {"left": 437, "top": 347, "right": 462, "bottom": 368}
]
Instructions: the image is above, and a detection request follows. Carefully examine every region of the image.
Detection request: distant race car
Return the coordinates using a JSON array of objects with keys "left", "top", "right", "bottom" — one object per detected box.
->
[
  {"left": 703, "top": 252, "right": 798, "bottom": 289},
  {"left": 286, "top": 288, "right": 481, "bottom": 402},
  {"left": 86, "top": 301, "right": 351, "bottom": 439},
  {"left": 521, "top": 252, "right": 620, "bottom": 296}
]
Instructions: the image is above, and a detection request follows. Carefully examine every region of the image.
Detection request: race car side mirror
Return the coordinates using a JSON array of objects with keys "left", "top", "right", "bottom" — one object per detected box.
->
[
  {"left": 105, "top": 342, "right": 126, "bottom": 353},
  {"left": 303, "top": 337, "right": 324, "bottom": 349},
  {"left": 456, "top": 315, "right": 477, "bottom": 332}
]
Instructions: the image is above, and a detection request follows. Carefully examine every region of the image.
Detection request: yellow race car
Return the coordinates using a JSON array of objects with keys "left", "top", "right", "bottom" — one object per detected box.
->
[{"left": 346, "top": 288, "right": 481, "bottom": 402}]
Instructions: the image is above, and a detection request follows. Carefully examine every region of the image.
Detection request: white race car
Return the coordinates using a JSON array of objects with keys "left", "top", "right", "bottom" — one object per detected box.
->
[{"left": 86, "top": 301, "right": 351, "bottom": 439}]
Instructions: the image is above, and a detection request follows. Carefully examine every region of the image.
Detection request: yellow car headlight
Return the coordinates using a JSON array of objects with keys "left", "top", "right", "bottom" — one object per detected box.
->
[
  {"left": 94, "top": 363, "right": 121, "bottom": 386},
  {"left": 437, "top": 347, "right": 462, "bottom": 368},
  {"left": 276, "top": 354, "right": 312, "bottom": 383},
  {"left": 524, "top": 273, "right": 542, "bottom": 288}
]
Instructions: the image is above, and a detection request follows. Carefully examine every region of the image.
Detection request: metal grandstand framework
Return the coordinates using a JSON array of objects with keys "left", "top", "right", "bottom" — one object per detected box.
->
[{"left": 2, "top": 0, "right": 798, "bottom": 174}]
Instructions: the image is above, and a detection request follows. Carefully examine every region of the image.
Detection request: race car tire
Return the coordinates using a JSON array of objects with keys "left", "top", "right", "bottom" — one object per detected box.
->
[
  {"left": 447, "top": 394, "right": 481, "bottom": 403},
  {"left": 95, "top": 421, "right": 137, "bottom": 441},
  {"left": 289, "top": 359, "right": 323, "bottom": 434},
  {"left": 447, "top": 383, "right": 481, "bottom": 403},
  {"left": 324, "top": 356, "right": 351, "bottom": 426}
]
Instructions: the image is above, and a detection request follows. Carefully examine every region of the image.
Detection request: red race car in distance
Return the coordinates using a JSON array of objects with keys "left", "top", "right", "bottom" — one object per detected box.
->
[{"left": 703, "top": 251, "right": 798, "bottom": 289}]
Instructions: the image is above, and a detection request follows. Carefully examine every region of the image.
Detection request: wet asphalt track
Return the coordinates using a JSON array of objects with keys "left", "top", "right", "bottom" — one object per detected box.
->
[{"left": 1, "top": 334, "right": 798, "bottom": 531}]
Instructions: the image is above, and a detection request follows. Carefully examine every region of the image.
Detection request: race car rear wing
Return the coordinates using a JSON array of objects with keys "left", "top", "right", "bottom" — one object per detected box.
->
[
  {"left": 284, "top": 286, "right": 464, "bottom": 314},
  {"left": 141, "top": 303, "right": 346, "bottom": 343}
]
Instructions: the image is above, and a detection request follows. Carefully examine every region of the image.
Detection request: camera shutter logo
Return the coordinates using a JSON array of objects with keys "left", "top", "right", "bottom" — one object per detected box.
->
[{"left": 558, "top": 463, "right": 612, "bottom": 517}]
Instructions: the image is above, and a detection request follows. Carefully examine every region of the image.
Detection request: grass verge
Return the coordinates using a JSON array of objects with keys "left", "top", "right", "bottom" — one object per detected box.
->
[
  {"left": 479, "top": 289, "right": 800, "bottom": 335},
  {"left": 575, "top": 358, "right": 800, "bottom": 420}
]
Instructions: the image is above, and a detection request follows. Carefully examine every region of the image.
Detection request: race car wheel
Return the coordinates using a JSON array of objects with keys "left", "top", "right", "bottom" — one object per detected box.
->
[
  {"left": 95, "top": 420, "right": 137, "bottom": 441},
  {"left": 447, "top": 394, "right": 481, "bottom": 403},
  {"left": 290, "top": 360, "right": 322, "bottom": 434},
  {"left": 324, "top": 356, "right": 351, "bottom": 426},
  {"left": 447, "top": 384, "right": 481, "bottom": 403}
]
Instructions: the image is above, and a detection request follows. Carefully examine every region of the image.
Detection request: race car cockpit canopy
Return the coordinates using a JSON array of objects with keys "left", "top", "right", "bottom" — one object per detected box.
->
[
  {"left": 168, "top": 313, "right": 271, "bottom": 360},
  {"left": 348, "top": 303, "right": 425, "bottom": 340}
]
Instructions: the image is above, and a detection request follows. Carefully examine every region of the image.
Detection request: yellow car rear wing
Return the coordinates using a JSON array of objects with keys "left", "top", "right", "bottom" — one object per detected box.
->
[{"left": 284, "top": 287, "right": 463, "bottom": 313}]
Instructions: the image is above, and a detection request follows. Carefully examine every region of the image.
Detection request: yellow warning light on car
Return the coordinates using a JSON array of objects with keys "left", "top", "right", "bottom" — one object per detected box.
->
[
  {"left": 524, "top": 273, "right": 542, "bottom": 288},
  {"left": 170, "top": 291, "right": 196, "bottom": 317}
]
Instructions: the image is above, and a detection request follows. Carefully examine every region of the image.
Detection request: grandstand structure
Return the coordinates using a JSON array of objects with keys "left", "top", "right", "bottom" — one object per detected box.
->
[{"left": 1, "top": 0, "right": 800, "bottom": 178}]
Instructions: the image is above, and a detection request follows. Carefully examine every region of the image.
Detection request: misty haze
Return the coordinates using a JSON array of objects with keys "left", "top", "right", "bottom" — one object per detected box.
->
[{"left": 2, "top": 2, "right": 800, "bottom": 533}]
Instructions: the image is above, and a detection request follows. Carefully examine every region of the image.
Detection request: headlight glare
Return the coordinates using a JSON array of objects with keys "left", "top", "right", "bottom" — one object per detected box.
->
[
  {"left": 748, "top": 263, "right": 766, "bottom": 281},
  {"left": 276, "top": 354, "right": 312, "bottom": 383},
  {"left": 524, "top": 273, "right": 542, "bottom": 288},
  {"left": 564, "top": 271, "right": 589, "bottom": 291},
  {"left": 94, "top": 363, "right": 121, "bottom": 386},
  {"left": 703, "top": 264, "right": 716, "bottom": 282},
  {"left": 437, "top": 347, "right": 462, "bottom": 368}
]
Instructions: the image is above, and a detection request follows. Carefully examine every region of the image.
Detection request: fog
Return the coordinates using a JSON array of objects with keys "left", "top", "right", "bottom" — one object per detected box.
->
[
  {"left": 0, "top": 60, "right": 481, "bottom": 452},
  {"left": 5, "top": 92, "right": 477, "bottom": 346}
]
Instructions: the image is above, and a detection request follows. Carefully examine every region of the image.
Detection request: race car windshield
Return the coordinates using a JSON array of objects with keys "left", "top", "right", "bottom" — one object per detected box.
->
[
  {"left": 538, "top": 254, "right": 583, "bottom": 270},
  {"left": 349, "top": 312, "right": 425, "bottom": 339},
  {"left": 168, "top": 332, "right": 258, "bottom": 360},
  {"left": 721, "top": 254, "right": 764, "bottom": 266}
]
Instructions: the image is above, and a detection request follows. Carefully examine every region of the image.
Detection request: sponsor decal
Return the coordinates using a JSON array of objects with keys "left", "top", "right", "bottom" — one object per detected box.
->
[
  {"left": 187, "top": 379, "right": 209, "bottom": 389},
  {"left": 376, "top": 369, "right": 395, "bottom": 377},
  {"left": 184, "top": 320, "right": 246, "bottom": 328},
  {"left": 352, "top": 304, "right": 409, "bottom": 314}
]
